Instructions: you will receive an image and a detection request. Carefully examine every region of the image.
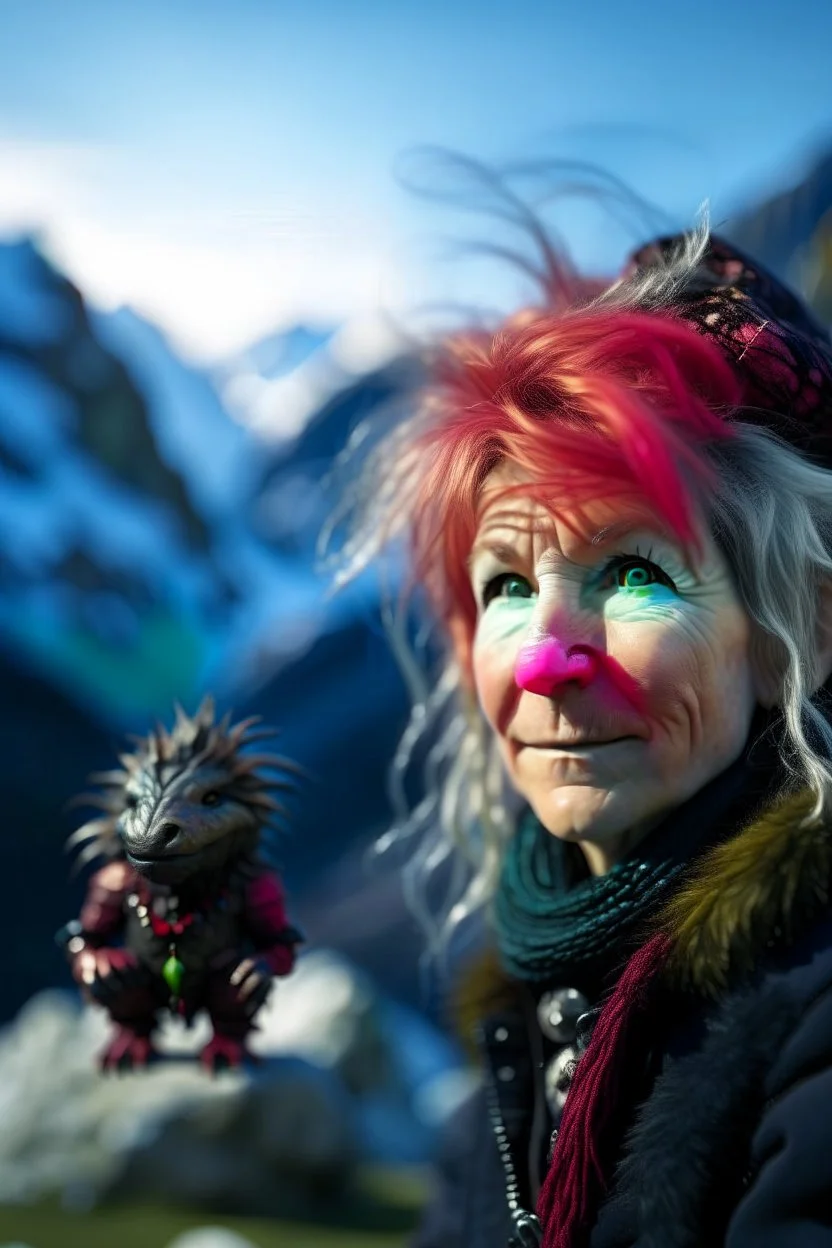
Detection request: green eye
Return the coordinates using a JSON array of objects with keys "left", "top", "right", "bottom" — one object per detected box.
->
[
  {"left": 482, "top": 573, "right": 534, "bottom": 606},
  {"left": 620, "top": 563, "right": 654, "bottom": 589},
  {"left": 606, "top": 556, "right": 677, "bottom": 593},
  {"left": 504, "top": 575, "right": 532, "bottom": 598}
]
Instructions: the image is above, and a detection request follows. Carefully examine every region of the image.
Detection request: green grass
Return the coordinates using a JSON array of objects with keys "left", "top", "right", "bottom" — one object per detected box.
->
[
  {"left": 0, "top": 1203, "right": 411, "bottom": 1248},
  {"left": 0, "top": 1168, "right": 428, "bottom": 1248}
]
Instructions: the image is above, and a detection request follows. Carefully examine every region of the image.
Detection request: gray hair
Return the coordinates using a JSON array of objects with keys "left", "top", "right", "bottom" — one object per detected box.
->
[{"left": 705, "top": 426, "right": 832, "bottom": 813}]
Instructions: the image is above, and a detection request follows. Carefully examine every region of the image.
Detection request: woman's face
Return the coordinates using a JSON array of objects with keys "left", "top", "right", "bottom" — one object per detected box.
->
[{"left": 467, "top": 462, "right": 762, "bottom": 873}]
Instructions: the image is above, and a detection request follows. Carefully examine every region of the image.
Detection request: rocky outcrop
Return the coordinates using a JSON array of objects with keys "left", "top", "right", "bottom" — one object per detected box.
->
[{"left": 0, "top": 951, "right": 473, "bottom": 1218}]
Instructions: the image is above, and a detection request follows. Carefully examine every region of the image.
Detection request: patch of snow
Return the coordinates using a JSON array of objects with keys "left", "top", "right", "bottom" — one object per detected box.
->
[
  {"left": 91, "top": 306, "right": 257, "bottom": 517},
  {"left": 225, "top": 312, "right": 407, "bottom": 444}
]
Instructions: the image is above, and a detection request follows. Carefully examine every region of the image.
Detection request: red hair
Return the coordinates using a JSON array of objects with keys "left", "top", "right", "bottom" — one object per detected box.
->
[{"left": 406, "top": 301, "right": 744, "bottom": 643}]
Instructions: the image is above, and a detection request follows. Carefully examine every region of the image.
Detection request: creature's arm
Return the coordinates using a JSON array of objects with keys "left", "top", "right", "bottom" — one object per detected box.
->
[
  {"left": 78, "top": 861, "right": 131, "bottom": 938},
  {"left": 242, "top": 871, "right": 304, "bottom": 976},
  {"left": 222, "top": 872, "right": 304, "bottom": 1014},
  {"left": 725, "top": 979, "right": 832, "bottom": 1246},
  {"left": 59, "top": 861, "right": 138, "bottom": 992}
]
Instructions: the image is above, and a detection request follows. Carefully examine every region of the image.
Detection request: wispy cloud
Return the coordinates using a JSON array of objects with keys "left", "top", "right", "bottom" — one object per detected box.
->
[{"left": 0, "top": 137, "right": 403, "bottom": 359}]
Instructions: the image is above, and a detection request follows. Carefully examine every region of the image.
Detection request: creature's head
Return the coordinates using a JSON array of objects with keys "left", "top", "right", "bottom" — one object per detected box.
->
[{"left": 69, "top": 696, "right": 299, "bottom": 887}]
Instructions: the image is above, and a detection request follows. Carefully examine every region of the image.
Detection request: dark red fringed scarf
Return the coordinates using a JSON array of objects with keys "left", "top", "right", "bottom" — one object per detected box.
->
[{"left": 536, "top": 931, "right": 673, "bottom": 1248}]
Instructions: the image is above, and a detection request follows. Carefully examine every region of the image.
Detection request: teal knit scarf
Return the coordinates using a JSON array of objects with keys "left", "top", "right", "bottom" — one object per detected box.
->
[{"left": 492, "top": 719, "right": 782, "bottom": 988}]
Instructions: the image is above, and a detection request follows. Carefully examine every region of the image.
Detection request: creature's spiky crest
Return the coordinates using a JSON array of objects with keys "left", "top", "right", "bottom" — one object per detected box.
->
[{"left": 67, "top": 695, "right": 302, "bottom": 869}]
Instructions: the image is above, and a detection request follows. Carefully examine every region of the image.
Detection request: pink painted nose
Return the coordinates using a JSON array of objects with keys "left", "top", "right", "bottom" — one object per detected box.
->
[{"left": 515, "top": 638, "right": 598, "bottom": 695}]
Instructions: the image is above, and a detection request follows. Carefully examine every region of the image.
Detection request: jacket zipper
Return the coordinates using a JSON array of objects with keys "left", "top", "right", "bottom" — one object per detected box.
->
[{"left": 476, "top": 1021, "right": 544, "bottom": 1248}]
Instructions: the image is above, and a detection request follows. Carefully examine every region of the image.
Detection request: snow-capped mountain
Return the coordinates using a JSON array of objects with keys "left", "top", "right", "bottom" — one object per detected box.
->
[
  {"left": 0, "top": 236, "right": 408, "bottom": 730},
  {"left": 216, "top": 312, "right": 409, "bottom": 444},
  {"left": 221, "top": 323, "right": 338, "bottom": 383}
]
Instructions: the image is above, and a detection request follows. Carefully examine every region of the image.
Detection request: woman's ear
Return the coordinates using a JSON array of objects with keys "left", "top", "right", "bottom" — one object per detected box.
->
[{"left": 448, "top": 612, "right": 476, "bottom": 691}]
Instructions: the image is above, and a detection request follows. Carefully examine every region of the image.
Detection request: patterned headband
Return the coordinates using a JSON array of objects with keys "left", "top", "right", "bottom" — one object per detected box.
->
[{"left": 627, "top": 234, "right": 832, "bottom": 465}]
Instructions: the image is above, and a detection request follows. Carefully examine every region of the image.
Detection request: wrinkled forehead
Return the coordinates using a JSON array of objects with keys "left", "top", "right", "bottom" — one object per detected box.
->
[{"left": 471, "top": 461, "right": 674, "bottom": 560}]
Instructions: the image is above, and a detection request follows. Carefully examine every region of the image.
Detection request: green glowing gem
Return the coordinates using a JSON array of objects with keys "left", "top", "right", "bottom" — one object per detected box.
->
[{"left": 162, "top": 948, "right": 184, "bottom": 1000}]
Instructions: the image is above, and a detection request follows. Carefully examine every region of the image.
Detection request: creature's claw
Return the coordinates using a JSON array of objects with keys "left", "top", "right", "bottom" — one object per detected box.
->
[
  {"left": 200, "top": 1033, "right": 255, "bottom": 1073},
  {"left": 99, "top": 1026, "right": 157, "bottom": 1072},
  {"left": 229, "top": 957, "right": 273, "bottom": 1015},
  {"left": 86, "top": 948, "right": 144, "bottom": 1006}
]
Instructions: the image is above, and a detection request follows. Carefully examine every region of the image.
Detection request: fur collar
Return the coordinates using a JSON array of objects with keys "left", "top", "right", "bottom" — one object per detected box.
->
[
  {"left": 452, "top": 789, "right": 832, "bottom": 1038},
  {"left": 659, "top": 789, "right": 832, "bottom": 999}
]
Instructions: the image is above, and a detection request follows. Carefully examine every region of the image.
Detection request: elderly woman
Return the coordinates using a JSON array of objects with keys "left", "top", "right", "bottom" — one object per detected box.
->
[{"left": 335, "top": 228, "right": 832, "bottom": 1247}]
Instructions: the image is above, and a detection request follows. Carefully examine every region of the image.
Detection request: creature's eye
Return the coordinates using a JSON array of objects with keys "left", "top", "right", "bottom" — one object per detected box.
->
[
  {"left": 124, "top": 792, "right": 138, "bottom": 810},
  {"left": 482, "top": 572, "right": 535, "bottom": 607},
  {"left": 201, "top": 791, "right": 223, "bottom": 807},
  {"left": 601, "top": 556, "right": 677, "bottom": 593}
]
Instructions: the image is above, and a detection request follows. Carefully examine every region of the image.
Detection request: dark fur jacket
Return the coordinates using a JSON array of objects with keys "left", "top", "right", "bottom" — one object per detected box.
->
[{"left": 410, "top": 789, "right": 832, "bottom": 1248}]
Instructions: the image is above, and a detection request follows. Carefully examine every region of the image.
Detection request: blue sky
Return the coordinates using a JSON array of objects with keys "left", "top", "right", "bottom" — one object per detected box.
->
[{"left": 1, "top": 0, "right": 830, "bottom": 357}]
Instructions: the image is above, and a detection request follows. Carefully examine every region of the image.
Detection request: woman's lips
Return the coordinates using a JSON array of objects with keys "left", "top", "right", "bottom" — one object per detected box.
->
[{"left": 515, "top": 735, "right": 639, "bottom": 751}]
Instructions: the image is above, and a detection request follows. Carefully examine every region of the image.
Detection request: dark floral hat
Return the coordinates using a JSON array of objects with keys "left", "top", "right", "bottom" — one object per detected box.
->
[{"left": 628, "top": 234, "right": 832, "bottom": 464}]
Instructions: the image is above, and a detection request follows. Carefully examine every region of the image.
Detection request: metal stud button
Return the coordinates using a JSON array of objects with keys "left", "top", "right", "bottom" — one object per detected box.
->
[{"left": 536, "top": 987, "right": 590, "bottom": 1044}]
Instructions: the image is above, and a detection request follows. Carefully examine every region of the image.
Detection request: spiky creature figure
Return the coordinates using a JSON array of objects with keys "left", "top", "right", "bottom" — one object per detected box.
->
[{"left": 60, "top": 696, "right": 304, "bottom": 1072}]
